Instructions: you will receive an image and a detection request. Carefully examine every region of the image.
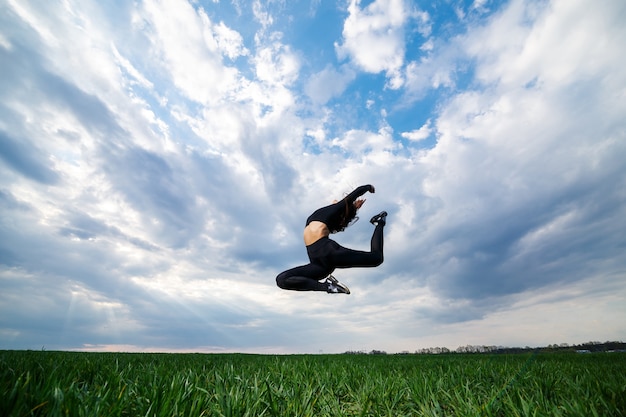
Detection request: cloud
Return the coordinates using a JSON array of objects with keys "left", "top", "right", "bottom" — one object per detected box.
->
[
  {"left": 413, "top": 0, "right": 626, "bottom": 305},
  {"left": 401, "top": 119, "right": 431, "bottom": 142},
  {"left": 0, "top": 130, "right": 60, "bottom": 185},
  {"left": 253, "top": 37, "right": 300, "bottom": 87},
  {"left": 140, "top": 0, "right": 242, "bottom": 104},
  {"left": 335, "top": 0, "right": 409, "bottom": 87},
  {"left": 304, "top": 64, "right": 357, "bottom": 105},
  {"left": 403, "top": 50, "right": 458, "bottom": 99},
  {"left": 214, "top": 21, "right": 249, "bottom": 60},
  {"left": 252, "top": 0, "right": 274, "bottom": 31},
  {"left": 102, "top": 145, "right": 202, "bottom": 248}
]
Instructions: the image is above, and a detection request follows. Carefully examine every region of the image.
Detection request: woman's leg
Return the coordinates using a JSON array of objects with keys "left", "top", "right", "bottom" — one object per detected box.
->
[
  {"left": 329, "top": 223, "right": 384, "bottom": 268},
  {"left": 276, "top": 263, "right": 330, "bottom": 291}
]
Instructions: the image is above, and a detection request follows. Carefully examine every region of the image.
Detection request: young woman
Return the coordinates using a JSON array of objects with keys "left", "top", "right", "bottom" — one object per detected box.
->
[{"left": 276, "top": 184, "right": 387, "bottom": 294}]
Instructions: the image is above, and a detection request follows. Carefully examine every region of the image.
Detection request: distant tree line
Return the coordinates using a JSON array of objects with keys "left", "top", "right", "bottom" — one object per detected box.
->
[{"left": 343, "top": 341, "right": 626, "bottom": 355}]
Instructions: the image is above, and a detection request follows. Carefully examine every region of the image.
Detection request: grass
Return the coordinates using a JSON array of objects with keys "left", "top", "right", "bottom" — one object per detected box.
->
[{"left": 1, "top": 350, "right": 625, "bottom": 416}]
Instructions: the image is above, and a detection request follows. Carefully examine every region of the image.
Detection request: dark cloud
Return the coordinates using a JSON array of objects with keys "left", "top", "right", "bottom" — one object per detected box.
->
[
  {"left": 57, "top": 209, "right": 160, "bottom": 251},
  {"left": 102, "top": 145, "right": 202, "bottom": 248},
  {"left": 0, "top": 130, "right": 61, "bottom": 184},
  {"left": 0, "top": 35, "right": 124, "bottom": 141},
  {"left": 422, "top": 163, "right": 626, "bottom": 302}
]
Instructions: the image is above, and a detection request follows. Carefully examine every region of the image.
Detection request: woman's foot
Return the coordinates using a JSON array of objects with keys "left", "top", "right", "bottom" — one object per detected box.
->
[
  {"left": 370, "top": 211, "right": 387, "bottom": 226},
  {"left": 326, "top": 275, "right": 350, "bottom": 294}
]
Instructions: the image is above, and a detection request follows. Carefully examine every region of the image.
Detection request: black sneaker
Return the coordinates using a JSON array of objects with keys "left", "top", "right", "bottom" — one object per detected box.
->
[
  {"left": 326, "top": 275, "right": 350, "bottom": 294},
  {"left": 370, "top": 211, "right": 387, "bottom": 225}
]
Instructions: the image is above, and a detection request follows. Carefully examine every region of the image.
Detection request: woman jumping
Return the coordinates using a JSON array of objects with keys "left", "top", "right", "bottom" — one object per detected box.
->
[{"left": 276, "top": 184, "right": 387, "bottom": 294}]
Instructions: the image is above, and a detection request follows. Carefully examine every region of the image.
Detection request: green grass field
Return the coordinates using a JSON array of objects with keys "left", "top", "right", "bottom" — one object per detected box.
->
[{"left": 1, "top": 350, "right": 624, "bottom": 416}]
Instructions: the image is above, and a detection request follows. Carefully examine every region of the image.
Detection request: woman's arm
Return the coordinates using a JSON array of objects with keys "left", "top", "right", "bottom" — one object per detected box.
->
[{"left": 343, "top": 185, "right": 374, "bottom": 205}]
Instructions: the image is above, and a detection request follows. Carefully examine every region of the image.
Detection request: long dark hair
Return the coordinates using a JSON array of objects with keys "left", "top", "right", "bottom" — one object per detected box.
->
[{"left": 336, "top": 199, "right": 358, "bottom": 232}]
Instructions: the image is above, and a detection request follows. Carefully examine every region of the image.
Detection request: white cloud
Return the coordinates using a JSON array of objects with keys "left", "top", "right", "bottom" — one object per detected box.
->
[
  {"left": 335, "top": 0, "right": 409, "bottom": 85},
  {"left": 253, "top": 37, "right": 300, "bottom": 87},
  {"left": 403, "top": 41, "right": 459, "bottom": 99},
  {"left": 111, "top": 45, "right": 154, "bottom": 90},
  {"left": 472, "top": 0, "right": 489, "bottom": 12},
  {"left": 420, "top": 38, "right": 433, "bottom": 52},
  {"left": 252, "top": 0, "right": 274, "bottom": 31},
  {"left": 141, "top": 0, "right": 241, "bottom": 104},
  {"left": 468, "top": 0, "right": 626, "bottom": 91},
  {"left": 0, "top": 32, "right": 12, "bottom": 50},
  {"left": 304, "top": 64, "right": 356, "bottom": 105},
  {"left": 401, "top": 119, "right": 431, "bottom": 142},
  {"left": 214, "top": 21, "right": 249, "bottom": 60},
  {"left": 331, "top": 125, "right": 398, "bottom": 159},
  {"left": 414, "top": 10, "right": 431, "bottom": 37},
  {"left": 6, "top": 0, "right": 58, "bottom": 46}
]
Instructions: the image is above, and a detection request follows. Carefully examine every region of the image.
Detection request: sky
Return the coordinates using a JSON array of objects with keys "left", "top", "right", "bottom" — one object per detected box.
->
[{"left": 1, "top": 0, "right": 625, "bottom": 354}]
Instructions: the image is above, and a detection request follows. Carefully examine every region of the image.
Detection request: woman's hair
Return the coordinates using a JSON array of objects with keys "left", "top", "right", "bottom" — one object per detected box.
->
[{"left": 336, "top": 199, "right": 359, "bottom": 232}]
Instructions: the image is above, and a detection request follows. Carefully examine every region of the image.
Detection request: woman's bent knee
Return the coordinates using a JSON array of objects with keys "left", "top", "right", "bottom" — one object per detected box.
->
[{"left": 276, "top": 272, "right": 288, "bottom": 289}]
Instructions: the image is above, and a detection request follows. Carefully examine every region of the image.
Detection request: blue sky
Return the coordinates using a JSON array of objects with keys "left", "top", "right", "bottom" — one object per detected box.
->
[{"left": 1, "top": 0, "right": 625, "bottom": 353}]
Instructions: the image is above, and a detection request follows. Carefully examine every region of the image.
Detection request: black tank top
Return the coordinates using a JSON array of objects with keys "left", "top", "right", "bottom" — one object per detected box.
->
[{"left": 305, "top": 185, "right": 371, "bottom": 232}]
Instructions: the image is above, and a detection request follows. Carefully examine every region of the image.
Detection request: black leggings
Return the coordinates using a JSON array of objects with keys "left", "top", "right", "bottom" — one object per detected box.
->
[{"left": 276, "top": 223, "right": 384, "bottom": 291}]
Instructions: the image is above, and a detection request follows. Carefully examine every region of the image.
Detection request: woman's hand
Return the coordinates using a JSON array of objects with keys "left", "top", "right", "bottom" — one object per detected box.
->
[
  {"left": 369, "top": 185, "right": 375, "bottom": 193},
  {"left": 354, "top": 199, "right": 366, "bottom": 209}
]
